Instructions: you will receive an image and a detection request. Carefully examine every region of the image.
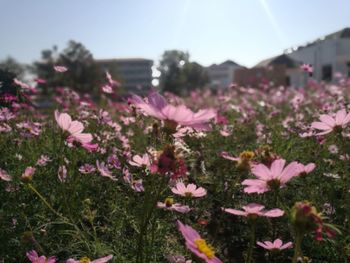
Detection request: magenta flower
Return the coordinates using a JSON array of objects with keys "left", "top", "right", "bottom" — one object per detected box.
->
[
  {"left": 26, "top": 250, "right": 56, "bottom": 263},
  {"left": 66, "top": 255, "right": 113, "bottom": 263},
  {"left": 177, "top": 220, "right": 222, "bottom": 263},
  {"left": 311, "top": 109, "right": 350, "bottom": 135},
  {"left": 242, "top": 159, "right": 301, "bottom": 194},
  {"left": 101, "top": 84, "right": 113, "bottom": 94},
  {"left": 171, "top": 182, "right": 207, "bottom": 198},
  {"left": 130, "top": 92, "right": 216, "bottom": 130},
  {"left": 0, "top": 168, "right": 11, "bottom": 181},
  {"left": 21, "top": 166, "right": 36, "bottom": 181},
  {"left": 257, "top": 239, "right": 292, "bottom": 251},
  {"left": 223, "top": 203, "right": 284, "bottom": 218}
]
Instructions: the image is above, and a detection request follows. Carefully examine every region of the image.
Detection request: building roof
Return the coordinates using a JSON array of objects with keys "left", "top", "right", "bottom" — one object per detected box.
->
[
  {"left": 285, "top": 27, "right": 350, "bottom": 53},
  {"left": 95, "top": 58, "right": 153, "bottom": 63},
  {"left": 208, "top": 59, "right": 241, "bottom": 68},
  {"left": 255, "top": 54, "right": 300, "bottom": 68}
]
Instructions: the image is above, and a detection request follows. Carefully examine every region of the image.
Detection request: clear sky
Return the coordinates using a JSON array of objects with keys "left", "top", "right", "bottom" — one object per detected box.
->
[{"left": 1, "top": 0, "right": 350, "bottom": 67}]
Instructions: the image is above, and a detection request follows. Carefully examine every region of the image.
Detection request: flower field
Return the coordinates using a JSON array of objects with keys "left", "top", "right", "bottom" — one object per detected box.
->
[{"left": 1, "top": 71, "right": 350, "bottom": 263}]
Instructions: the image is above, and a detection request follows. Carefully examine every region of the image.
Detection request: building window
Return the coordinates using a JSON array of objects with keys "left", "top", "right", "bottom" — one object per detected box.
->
[{"left": 322, "top": 65, "right": 332, "bottom": 81}]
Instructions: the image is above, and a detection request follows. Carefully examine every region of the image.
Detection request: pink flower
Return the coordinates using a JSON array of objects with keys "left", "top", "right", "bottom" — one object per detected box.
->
[
  {"left": 171, "top": 182, "right": 207, "bottom": 198},
  {"left": 177, "top": 220, "right": 222, "bottom": 263},
  {"left": 96, "top": 160, "right": 117, "bottom": 181},
  {"left": 311, "top": 109, "right": 350, "bottom": 135},
  {"left": 54, "top": 65, "right": 68, "bottom": 72},
  {"left": 101, "top": 84, "right": 113, "bottom": 94},
  {"left": 223, "top": 203, "right": 284, "bottom": 218},
  {"left": 129, "top": 154, "right": 151, "bottom": 168},
  {"left": 242, "top": 159, "right": 301, "bottom": 194},
  {"left": 79, "top": 164, "right": 96, "bottom": 174},
  {"left": 0, "top": 168, "right": 11, "bottom": 181},
  {"left": 297, "top": 163, "right": 316, "bottom": 175},
  {"left": 130, "top": 92, "right": 216, "bottom": 130},
  {"left": 157, "top": 198, "right": 191, "bottom": 213},
  {"left": 21, "top": 166, "right": 36, "bottom": 181},
  {"left": 26, "top": 250, "right": 56, "bottom": 263},
  {"left": 55, "top": 110, "right": 94, "bottom": 145},
  {"left": 66, "top": 255, "right": 113, "bottom": 263},
  {"left": 58, "top": 165, "right": 67, "bottom": 183},
  {"left": 257, "top": 239, "right": 292, "bottom": 251},
  {"left": 106, "top": 71, "right": 120, "bottom": 86},
  {"left": 36, "top": 155, "right": 51, "bottom": 166},
  {"left": 300, "top": 64, "right": 313, "bottom": 73}
]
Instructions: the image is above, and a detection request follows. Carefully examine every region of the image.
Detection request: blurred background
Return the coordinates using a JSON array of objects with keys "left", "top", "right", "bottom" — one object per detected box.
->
[{"left": 1, "top": 0, "right": 350, "bottom": 99}]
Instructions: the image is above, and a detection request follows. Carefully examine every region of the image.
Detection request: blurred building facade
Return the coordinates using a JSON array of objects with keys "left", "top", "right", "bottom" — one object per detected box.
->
[
  {"left": 235, "top": 27, "right": 350, "bottom": 88},
  {"left": 285, "top": 27, "right": 350, "bottom": 83},
  {"left": 206, "top": 60, "right": 243, "bottom": 89},
  {"left": 96, "top": 58, "right": 153, "bottom": 94}
]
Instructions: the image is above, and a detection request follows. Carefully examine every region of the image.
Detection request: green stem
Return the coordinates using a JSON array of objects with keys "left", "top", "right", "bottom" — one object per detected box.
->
[
  {"left": 292, "top": 230, "right": 304, "bottom": 263},
  {"left": 246, "top": 220, "right": 256, "bottom": 263},
  {"left": 27, "top": 183, "right": 67, "bottom": 221}
]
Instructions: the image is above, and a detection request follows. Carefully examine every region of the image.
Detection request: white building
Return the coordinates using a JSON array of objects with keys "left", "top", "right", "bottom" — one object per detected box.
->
[
  {"left": 96, "top": 58, "right": 153, "bottom": 95},
  {"left": 285, "top": 27, "right": 350, "bottom": 83},
  {"left": 206, "top": 60, "right": 243, "bottom": 89}
]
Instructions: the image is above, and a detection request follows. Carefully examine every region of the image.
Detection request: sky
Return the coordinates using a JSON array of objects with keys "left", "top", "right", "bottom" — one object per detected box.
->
[{"left": 1, "top": 0, "right": 350, "bottom": 68}]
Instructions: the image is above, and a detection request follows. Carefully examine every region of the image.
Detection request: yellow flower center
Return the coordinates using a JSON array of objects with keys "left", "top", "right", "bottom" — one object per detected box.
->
[
  {"left": 185, "top": 192, "right": 193, "bottom": 197},
  {"left": 165, "top": 197, "right": 174, "bottom": 207},
  {"left": 239, "top": 151, "right": 255, "bottom": 160},
  {"left": 194, "top": 238, "right": 215, "bottom": 259},
  {"left": 79, "top": 257, "right": 91, "bottom": 263}
]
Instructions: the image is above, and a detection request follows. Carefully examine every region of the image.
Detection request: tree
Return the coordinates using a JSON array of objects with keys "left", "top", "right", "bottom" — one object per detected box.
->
[
  {"left": 158, "top": 50, "right": 209, "bottom": 96},
  {"left": 32, "top": 41, "right": 103, "bottom": 95},
  {"left": 0, "top": 57, "right": 25, "bottom": 79}
]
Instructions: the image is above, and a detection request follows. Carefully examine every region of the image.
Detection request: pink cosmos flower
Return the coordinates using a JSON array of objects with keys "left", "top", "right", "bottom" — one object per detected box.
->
[
  {"left": 0, "top": 168, "right": 11, "bottom": 181},
  {"left": 101, "top": 84, "right": 113, "bottom": 94},
  {"left": 55, "top": 111, "right": 97, "bottom": 150},
  {"left": 58, "top": 165, "right": 67, "bottom": 183},
  {"left": 130, "top": 92, "right": 216, "bottom": 130},
  {"left": 300, "top": 64, "right": 313, "bottom": 73},
  {"left": 78, "top": 164, "right": 96, "bottom": 174},
  {"left": 311, "top": 109, "right": 350, "bottom": 135},
  {"left": 129, "top": 153, "right": 151, "bottom": 168},
  {"left": 54, "top": 65, "right": 68, "bottom": 72},
  {"left": 14, "top": 78, "right": 37, "bottom": 92},
  {"left": 22, "top": 166, "right": 36, "bottom": 181},
  {"left": 36, "top": 155, "right": 51, "bottom": 166},
  {"left": 171, "top": 182, "right": 207, "bottom": 198},
  {"left": 96, "top": 160, "right": 117, "bottom": 181},
  {"left": 26, "top": 250, "right": 56, "bottom": 263},
  {"left": 177, "top": 220, "right": 222, "bottom": 263},
  {"left": 223, "top": 203, "right": 284, "bottom": 218},
  {"left": 297, "top": 163, "right": 316, "bottom": 175},
  {"left": 106, "top": 71, "right": 120, "bottom": 86},
  {"left": 257, "top": 239, "right": 293, "bottom": 251},
  {"left": 242, "top": 159, "right": 301, "bottom": 194},
  {"left": 157, "top": 200, "right": 191, "bottom": 213},
  {"left": 66, "top": 255, "right": 113, "bottom": 263}
]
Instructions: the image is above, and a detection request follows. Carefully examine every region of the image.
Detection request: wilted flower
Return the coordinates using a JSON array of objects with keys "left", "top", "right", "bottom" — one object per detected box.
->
[
  {"left": 96, "top": 160, "right": 117, "bottom": 181},
  {"left": 79, "top": 164, "right": 96, "bottom": 174},
  {"left": 0, "top": 168, "right": 11, "bottom": 181},
  {"left": 66, "top": 255, "right": 113, "bottom": 263},
  {"left": 36, "top": 155, "right": 51, "bottom": 166},
  {"left": 21, "top": 166, "right": 36, "bottom": 182},
  {"left": 58, "top": 165, "right": 67, "bottom": 183}
]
